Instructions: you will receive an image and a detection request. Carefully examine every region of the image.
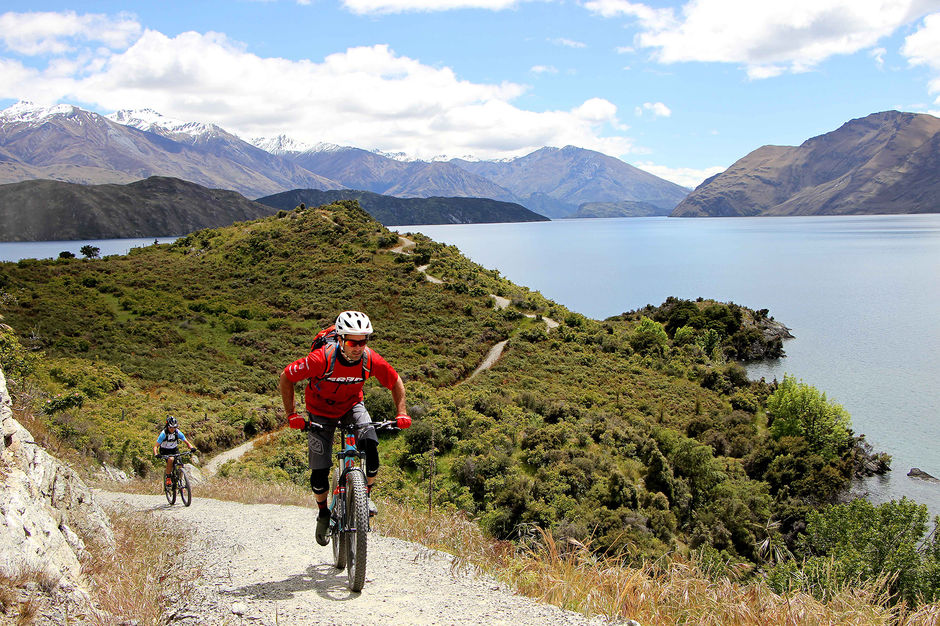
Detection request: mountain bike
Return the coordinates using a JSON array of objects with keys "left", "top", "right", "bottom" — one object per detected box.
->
[
  {"left": 158, "top": 450, "right": 192, "bottom": 506},
  {"left": 320, "top": 419, "right": 399, "bottom": 592}
]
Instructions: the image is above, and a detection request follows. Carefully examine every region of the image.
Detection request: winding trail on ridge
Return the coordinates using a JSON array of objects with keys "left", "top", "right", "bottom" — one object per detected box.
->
[{"left": 95, "top": 236, "right": 601, "bottom": 624}]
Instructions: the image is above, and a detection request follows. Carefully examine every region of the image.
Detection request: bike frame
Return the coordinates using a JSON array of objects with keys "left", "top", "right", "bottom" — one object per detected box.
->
[{"left": 329, "top": 425, "right": 367, "bottom": 528}]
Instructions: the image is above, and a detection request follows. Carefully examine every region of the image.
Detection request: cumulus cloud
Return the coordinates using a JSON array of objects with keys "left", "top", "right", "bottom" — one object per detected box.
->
[
  {"left": 340, "top": 0, "right": 530, "bottom": 14},
  {"left": 586, "top": 0, "right": 935, "bottom": 79},
  {"left": 0, "top": 11, "right": 141, "bottom": 55},
  {"left": 632, "top": 161, "right": 725, "bottom": 188},
  {"left": 635, "top": 101, "right": 671, "bottom": 117},
  {"left": 1, "top": 14, "right": 634, "bottom": 160},
  {"left": 903, "top": 12, "right": 940, "bottom": 101}
]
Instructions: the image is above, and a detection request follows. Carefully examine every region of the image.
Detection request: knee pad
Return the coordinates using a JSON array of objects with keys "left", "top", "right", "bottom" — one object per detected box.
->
[
  {"left": 310, "top": 467, "right": 330, "bottom": 494},
  {"left": 362, "top": 439, "right": 380, "bottom": 477}
]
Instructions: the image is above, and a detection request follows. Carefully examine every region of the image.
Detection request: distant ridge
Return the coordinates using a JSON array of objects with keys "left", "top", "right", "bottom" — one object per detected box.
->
[
  {"left": 672, "top": 111, "right": 940, "bottom": 217},
  {"left": 256, "top": 189, "right": 549, "bottom": 225},
  {"left": 1, "top": 101, "right": 688, "bottom": 218},
  {"left": 451, "top": 146, "right": 690, "bottom": 218},
  {"left": 0, "top": 177, "right": 278, "bottom": 242}
]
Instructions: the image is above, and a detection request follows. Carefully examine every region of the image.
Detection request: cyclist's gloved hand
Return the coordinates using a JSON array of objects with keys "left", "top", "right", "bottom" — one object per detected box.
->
[
  {"left": 396, "top": 414, "right": 412, "bottom": 429},
  {"left": 288, "top": 412, "right": 307, "bottom": 430}
]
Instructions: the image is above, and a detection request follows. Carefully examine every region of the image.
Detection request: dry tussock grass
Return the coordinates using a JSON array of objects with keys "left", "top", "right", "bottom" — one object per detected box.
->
[
  {"left": 377, "top": 499, "right": 940, "bottom": 626},
  {"left": 0, "top": 567, "right": 61, "bottom": 625},
  {"left": 82, "top": 509, "right": 199, "bottom": 625}
]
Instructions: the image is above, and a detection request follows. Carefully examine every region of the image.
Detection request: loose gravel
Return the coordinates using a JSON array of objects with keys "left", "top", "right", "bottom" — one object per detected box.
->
[{"left": 96, "top": 491, "right": 611, "bottom": 626}]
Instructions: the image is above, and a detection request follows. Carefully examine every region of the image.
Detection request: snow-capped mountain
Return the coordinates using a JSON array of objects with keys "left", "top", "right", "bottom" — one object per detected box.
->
[
  {"left": 0, "top": 101, "right": 85, "bottom": 125},
  {"left": 108, "top": 108, "right": 240, "bottom": 145},
  {"left": 0, "top": 100, "right": 343, "bottom": 197},
  {"left": 1, "top": 100, "right": 691, "bottom": 216},
  {"left": 249, "top": 135, "right": 343, "bottom": 156}
]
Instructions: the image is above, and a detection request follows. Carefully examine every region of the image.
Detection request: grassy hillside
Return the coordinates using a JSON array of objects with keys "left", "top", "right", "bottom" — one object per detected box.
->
[
  {"left": 0, "top": 176, "right": 280, "bottom": 242},
  {"left": 256, "top": 188, "right": 549, "bottom": 225},
  {"left": 1, "top": 199, "right": 936, "bottom": 607}
]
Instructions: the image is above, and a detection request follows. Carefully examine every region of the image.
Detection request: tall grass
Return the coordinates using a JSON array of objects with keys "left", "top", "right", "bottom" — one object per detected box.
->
[
  {"left": 82, "top": 509, "right": 199, "bottom": 625},
  {"left": 0, "top": 567, "right": 61, "bottom": 625},
  {"left": 375, "top": 498, "right": 940, "bottom": 626}
]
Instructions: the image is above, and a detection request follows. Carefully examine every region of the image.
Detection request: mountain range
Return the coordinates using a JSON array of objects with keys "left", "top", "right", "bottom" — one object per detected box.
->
[
  {"left": 672, "top": 111, "right": 940, "bottom": 217},
  {"left": 0, "top": 101, "right": 689, "bottom": 219}
]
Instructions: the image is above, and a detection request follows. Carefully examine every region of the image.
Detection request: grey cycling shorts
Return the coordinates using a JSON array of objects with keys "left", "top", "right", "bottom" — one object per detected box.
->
[{"left": 306, "top": 402, "right": 378, "bottom": 471}]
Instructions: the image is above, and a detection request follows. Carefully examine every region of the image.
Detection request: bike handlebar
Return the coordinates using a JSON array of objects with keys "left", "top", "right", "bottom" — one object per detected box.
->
[
  {"left": 157, "top": 450, "right": 193, "bottom": 459},
  {"left": 303, "top": 419, "right": 400, "bottom": 432}
]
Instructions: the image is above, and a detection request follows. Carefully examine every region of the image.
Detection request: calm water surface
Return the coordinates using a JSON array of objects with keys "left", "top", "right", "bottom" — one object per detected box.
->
[
  {"left": 0, "top": 237, "right": 177, "bottom": 262},
  {"left": 401, "top": 215, "right": 940, "bottom": 517}
]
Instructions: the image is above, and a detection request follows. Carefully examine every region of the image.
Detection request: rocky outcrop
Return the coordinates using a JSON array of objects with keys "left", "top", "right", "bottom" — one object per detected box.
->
[
  {"left": 0, "top": 366, "right": 114, "bottom": 597},
  {"left": 908, "top": 468, "right": 939, "bottom": 483},
  {"left": 673, "top": 111, "right": 940, "bottom": 217}
]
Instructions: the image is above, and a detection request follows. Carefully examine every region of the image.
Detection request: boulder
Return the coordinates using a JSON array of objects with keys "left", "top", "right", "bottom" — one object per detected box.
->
[
  {"left": 907, "top": 468, "right": 939, "bottom": 483},
  {"left": 0, "top": 366, "right": 114, "bottom": 598}
]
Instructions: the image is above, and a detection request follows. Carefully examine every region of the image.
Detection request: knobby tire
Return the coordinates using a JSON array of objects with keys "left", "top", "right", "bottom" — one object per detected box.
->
[
  {"left": 331, "top": 467, "right": 347, "bottom": 570},
  {"left": 178, "top": 466, "right": 192, "bottom": 506},
  {"left": 345, "top": 469, "right": 369, "bottom": 592},
  {"left": 165, "top": 465, "right": 176, "bottom": 505}
]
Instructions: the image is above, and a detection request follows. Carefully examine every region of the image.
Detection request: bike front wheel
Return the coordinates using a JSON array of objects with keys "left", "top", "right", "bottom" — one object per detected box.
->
[
  {"left": 330, "top": 467, "right": 347, "bottom": 569},
  {"left": 165, "top": 470, "right": 176, "bottom": 505},
  {"left": 178, "top": 466, "right": 192, "bottom": 506},
  {"left": 344, "top": 469, "right": 369, "bottom": 592}
]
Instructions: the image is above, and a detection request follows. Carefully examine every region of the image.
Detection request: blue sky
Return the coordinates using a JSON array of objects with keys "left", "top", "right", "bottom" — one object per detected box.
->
[{"left": 2, "top": 1, "right": 940, "bottom": 187}]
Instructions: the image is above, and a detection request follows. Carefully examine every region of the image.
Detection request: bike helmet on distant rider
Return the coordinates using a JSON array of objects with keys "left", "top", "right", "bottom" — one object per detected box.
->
[
  {"left": 334, "top": 311, "right": 373, "bottom": 336},
  {"left": 166, "top": 416, "right": 178, "bottom": 428}
]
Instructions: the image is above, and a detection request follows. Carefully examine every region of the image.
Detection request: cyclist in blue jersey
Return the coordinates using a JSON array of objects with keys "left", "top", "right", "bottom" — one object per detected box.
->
[{"left": 153, "top": 416, "right": 197, "bottom": 486}]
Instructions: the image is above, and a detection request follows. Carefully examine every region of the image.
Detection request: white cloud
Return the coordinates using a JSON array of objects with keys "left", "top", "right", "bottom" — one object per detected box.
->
[
  {"left": 551, "top": 37, "right": 587, "bottom": 48},
  {"left": 632, "top": 161, "right": 725, "bottom": 188},
  {"left": 636, "top": 101, "right": 671, "bottom": 117},
  {"left": 1, "top": 18, "right": 635, "bottom": 161},
  {"left": 0, "top": 11, "right": 141, "bottom": 55},
  {"left": 903, "top": 12, "right": 940, "bottom": 101},
  {"left": 870, "top": 46, "right": 887, "bottom": 69},
  {"left": 587, "top": 1, "right": 935, "bottom": 79},
  {"left": 340, "top": 0, "right": 530, "bottom": 14},
  {"left": 531, "top": 64, "right": 558, "bottom": 74}
]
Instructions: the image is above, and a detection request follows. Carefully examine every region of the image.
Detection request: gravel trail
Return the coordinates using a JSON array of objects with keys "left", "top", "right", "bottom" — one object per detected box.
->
[
  {"left": 202, "top": 439, "right": 256, "bottom": 477},
  {"left": 96, "top": 491, "right": 608, "bottom": 626}
]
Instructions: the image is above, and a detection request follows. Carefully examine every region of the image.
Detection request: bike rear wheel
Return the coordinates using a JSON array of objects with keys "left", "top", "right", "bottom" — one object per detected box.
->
[
  {"left": 344, "top": 470, "right": 369, "bottom": 592},
  {"left": 165, "top": 465, "right": 176, "bottom": 505},
  {"left": 178, "top": 466, "right": 192, "bottom": 506},
  {"left": 330, "top": 467, "right": 347, "bottom": 569}
]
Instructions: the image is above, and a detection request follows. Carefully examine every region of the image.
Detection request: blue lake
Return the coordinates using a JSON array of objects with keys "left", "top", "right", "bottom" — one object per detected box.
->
[
  {"left": 399, "top": 215, "right": 940, "bottom": 518},
  {"left": 0, "top": 237, "right": 178, "bottom": 262}
]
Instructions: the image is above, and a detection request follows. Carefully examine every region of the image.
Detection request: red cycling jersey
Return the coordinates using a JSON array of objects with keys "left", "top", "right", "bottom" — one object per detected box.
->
[{"left": 283, "top": 346, "right": 399, "bottom": 419}]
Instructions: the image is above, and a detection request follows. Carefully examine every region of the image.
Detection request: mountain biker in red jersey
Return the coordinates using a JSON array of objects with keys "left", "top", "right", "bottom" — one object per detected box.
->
[{"left": 279, "top": 310, "right": 411, "bottom": 546}]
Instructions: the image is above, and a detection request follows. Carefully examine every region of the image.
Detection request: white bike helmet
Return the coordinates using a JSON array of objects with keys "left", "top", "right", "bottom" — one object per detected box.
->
[{"left": 335, "top": 311, "right": 374, "bottom": 336}]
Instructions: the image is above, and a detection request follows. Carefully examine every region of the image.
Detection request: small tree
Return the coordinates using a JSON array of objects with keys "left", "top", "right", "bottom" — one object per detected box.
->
[
  {"left": 79, "top": 245, "right": 100, "bottom": 259},
  {"left": 58, "top": 250, "right": 75, "bottom": 259},
  {"left": 630, "top": 316, "right": 669, "bottom": 355},
  {"left": 766, "top": 375, "right": 851, "bottom": 460}
]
